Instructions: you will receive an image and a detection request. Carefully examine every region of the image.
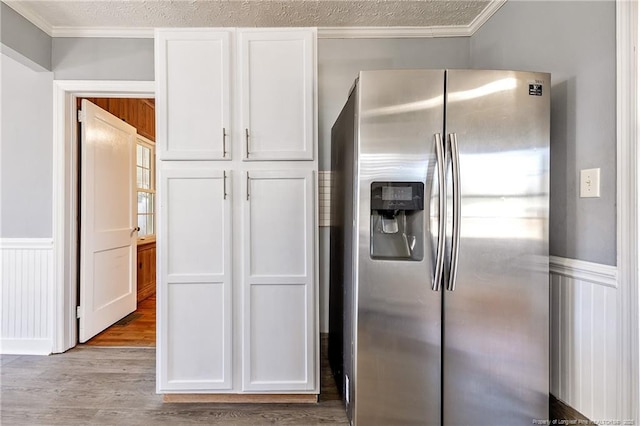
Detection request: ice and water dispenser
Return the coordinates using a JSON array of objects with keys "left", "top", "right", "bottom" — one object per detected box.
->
[{"left": 370, "top": 182, "right": 424, "bottom": 261}]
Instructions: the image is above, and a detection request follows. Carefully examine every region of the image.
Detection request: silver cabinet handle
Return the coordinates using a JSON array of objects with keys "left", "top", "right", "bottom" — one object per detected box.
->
[
  {"left": 245, "top": 128, "right": 250, "bottom": 158},
  {"left": 246, "top": 172, "right": 250, "bottom": 200},
  {"left": 432, "top": 133, "right": 446, "bottom": 292},
  {"left": 223, "top": 171, "right": 227, "bottom": 200},
  {"left": 222, "top": 128, "right": 227, "bottom": 158},
  {"left": 447, "top": 133, "right": 461, "bottom": 292}
]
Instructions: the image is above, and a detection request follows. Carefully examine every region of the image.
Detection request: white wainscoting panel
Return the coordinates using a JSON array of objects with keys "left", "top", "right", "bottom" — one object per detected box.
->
[
  {"left": 550, "top": 256, "right": 618, "bottom": 422},
  {"left": 0, "top": 238, "right": 54, "bottom": 355}
]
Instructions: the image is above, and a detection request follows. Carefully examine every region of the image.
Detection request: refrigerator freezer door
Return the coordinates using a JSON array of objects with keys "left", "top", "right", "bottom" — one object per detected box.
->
[
  {"left": 443, "top": 69, "right": 550, "bottom": 426},
  {"left": 354, "top": 69, "right": 445, "bottom": 426}
]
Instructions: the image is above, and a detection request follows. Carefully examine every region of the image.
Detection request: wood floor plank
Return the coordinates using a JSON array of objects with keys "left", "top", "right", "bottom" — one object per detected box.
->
[
  {"left": 2, "top": 336, "right": 588, "bottom": 426},
  {"left": 83, "top": 296, "right": 156, "bottom": 347},
  {"left": 1, "top": 335, "right": 348, "bottom": 425}
]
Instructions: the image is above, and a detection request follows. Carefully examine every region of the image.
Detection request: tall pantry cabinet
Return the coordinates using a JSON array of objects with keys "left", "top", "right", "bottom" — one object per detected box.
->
[{"left": 155, "top": 28, "right": 318, "bottom": 397}]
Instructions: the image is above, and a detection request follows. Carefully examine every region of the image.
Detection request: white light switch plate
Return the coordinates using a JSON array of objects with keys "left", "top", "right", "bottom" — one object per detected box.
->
[{"left": 580, "top": 168, "right": 601, "bottom": 198}]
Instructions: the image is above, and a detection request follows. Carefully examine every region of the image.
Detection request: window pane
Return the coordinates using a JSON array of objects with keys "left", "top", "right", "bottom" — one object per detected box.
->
[
  {"left": 142, "top": 146, "right": 150, "bottom": 168},
  {"left": 138, "top": 215, "right": 147, "bottom": 236},
  {"left": 149, "top": 193, "right": 155, "bottom": 215},
  {"left": 147, "top": 214, "right": 154, "bottom": 236},
  {"left": 137, "top": 145, "right": 143, "bottom": 167},
  {"left": 137, "top": 167, "right": 143, "bottom": 188},
  {"left": 138, "top": 192, "right": 148, "bottom": 214},
  {"left": 142, "top": 168, "right": 150, "bottom": 190}
]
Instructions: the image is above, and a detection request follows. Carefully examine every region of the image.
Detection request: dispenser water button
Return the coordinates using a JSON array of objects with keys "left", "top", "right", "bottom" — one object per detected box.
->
[{"left": 381, "top": 216, "right": 399, "bottom": 234}]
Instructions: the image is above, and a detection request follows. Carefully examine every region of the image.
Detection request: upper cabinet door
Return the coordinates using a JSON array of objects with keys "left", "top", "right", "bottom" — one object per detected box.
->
[
  {"left": 238, "top": 29, "right": 316, "bottom": 161},
  {"left": 156, "top": 30, "right": 231, "bottom": 160}
]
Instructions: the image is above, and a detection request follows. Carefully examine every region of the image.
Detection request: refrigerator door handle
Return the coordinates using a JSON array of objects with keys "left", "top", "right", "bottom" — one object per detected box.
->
[
  {"left": 447, "top": 132, "right": 461, "bottom": 292},
  {"left": 432, "top": 133, "right": 446, "bottom": 291}
]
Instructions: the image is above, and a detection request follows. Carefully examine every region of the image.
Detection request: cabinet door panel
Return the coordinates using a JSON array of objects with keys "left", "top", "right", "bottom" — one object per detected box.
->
[
  {"left": 250, "top": 284, "right": 308, "bottom": 383},
  {"left": 158, "top": 166, "right": 232, "bottom": 391},
  {"left": 157, "top": 30, "right": 231, "bottom": 160},
  {"left": 167, "top": 283, "right": 226, "bottom": 383},
  {"left": 239, "top": 30, "right": 315, "bottom": 161},
  {"left": 242, "top": 170, "right": 316, "bottom": 391},
  {"left": 249, "top": 176, "right": 308, "bottom": 276}
]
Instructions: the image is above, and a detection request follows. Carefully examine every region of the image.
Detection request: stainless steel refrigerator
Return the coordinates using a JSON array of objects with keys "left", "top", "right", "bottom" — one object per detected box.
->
[{"left": 329, "top": 69, "right": 550, "bottom": 426}]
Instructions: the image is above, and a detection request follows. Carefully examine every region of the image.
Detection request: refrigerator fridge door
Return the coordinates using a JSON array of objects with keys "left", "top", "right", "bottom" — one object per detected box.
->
[
  {"left": 443, "top": 69, "right": 550, "bottom": 426},
  {"left": 354, "top": 69, "right": 445, "bottom": 426}
]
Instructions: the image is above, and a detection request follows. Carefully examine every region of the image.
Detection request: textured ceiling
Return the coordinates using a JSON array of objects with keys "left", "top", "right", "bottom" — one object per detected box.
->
[{"left": 8, "top": 1, "right": 493, "bottom": 29}]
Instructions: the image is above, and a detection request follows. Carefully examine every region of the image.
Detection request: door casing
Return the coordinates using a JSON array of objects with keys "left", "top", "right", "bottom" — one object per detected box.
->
[{"left": 52, "top": 80, "right": 154, "bottom": 353}]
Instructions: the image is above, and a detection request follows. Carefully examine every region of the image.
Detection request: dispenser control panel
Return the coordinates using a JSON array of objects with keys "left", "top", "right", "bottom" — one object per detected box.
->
[{"left": 371, "top": 182, "right": 424, "bottom": 211}]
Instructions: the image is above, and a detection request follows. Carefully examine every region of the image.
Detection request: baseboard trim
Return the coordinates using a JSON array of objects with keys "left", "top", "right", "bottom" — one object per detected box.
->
[
  {"left": 550, "top": 394, "right": 590, "bottom": 422},
  {"left": 549, "top": 256, "right": 618, "bottom": 288},
  {"left": 163, "top": 393, "right": 318, "bottom": 404},
  {"left": 0, "top": 338, "right": 53, "bottom": 355}
]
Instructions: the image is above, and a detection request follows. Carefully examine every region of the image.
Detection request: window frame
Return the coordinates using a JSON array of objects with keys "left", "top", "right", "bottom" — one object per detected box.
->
[{"left": 136, "top": 134, "right": 156, "bottom": 242}]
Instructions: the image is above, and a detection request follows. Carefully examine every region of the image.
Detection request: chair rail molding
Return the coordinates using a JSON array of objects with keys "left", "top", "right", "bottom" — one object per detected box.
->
[
  {"left": 549, "top": 256, "right": 617, "bottom": 288},
  {"left": 616, "top": 0, "right": 639, "bottom": 424}
]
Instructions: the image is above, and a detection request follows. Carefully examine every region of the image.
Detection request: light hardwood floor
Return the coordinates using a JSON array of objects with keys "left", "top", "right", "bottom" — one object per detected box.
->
[
  {"left": 1, "top": 338, "right": 348, "bottom": 425},
  {"left": 83, "top": 295, "right": 156, "bottom": 347}
]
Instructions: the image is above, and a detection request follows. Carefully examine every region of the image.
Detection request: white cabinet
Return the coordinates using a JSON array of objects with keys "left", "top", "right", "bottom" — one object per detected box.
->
[
  {"left": 239, "top": 30, "right": 315, "bottom": 161},
  {"left": 156, "top": 27, "right": 318, "bottom": 397},
  {"left": 156, "top": 28, "right": 315, "bottom": 161},
  {"left": 156, "top": 30, "right": 231, "bottom": 160},
  {"left": 242, "top": 170, "right": 316, "bottom": 391},
  {"left": 157, "top": 165, "right": 233, "bottom": 391}
]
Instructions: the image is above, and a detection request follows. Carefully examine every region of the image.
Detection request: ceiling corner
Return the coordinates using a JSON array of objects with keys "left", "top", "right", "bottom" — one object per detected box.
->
[
  {"left": 3, "top": 0, "right": 53, "bottom": 36},
  {"left": 467, "top": 0, "right": 508, "bottom": 36}
]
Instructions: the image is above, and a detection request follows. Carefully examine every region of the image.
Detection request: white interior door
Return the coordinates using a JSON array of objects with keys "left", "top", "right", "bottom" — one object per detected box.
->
[{"left": 79, "top": 99, "right": 137, "bottom": 343}]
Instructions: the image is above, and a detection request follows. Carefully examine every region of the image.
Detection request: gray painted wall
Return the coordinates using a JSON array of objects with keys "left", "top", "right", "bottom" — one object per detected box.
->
[
  {"left": 1, "top": 53, "right": 54, "bottom": 238},
  {"left": 52, "top": 38, "right": 154, "bottom": 80},
  {"left": 0, "top": 2, "right": 52, "bottom": 71},
  {"left": 318, "top": 37, "right": 470, "bottom": 170},
  {"left": 470, "top": 1, "right": 616, "bottom": 266}
]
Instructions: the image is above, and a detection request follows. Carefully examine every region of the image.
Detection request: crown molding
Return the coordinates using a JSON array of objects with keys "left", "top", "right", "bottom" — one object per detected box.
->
[
  {"left": 3, "top": 0, "right": 507, "bottom": 39},
  {"left": 318, "top": 26, "right": 466, "bottom": 39},
  {"left": 51, "top": 27, "right": 155, "bottom": 38},
  {"left": 467, "top": 0, "right": 507, "bottom": 35},
  {"left": 3, "top": 0, "right": 53, "bottom": 36}
]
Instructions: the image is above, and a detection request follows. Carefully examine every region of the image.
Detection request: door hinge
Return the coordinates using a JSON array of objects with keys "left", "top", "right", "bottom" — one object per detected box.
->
[
  {"left": 76, "top": 306, "right": 81, "bottom": 319},
  {"left": 77, "top": 110, "right": 85, "bottom": 123}
]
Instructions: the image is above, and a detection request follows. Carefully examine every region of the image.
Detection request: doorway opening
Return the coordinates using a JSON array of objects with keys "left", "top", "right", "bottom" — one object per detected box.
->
[
  {"left": 52, "top": 80, "right": 155, "bottom": 354},
  {"left": 77, "top": 97, "right": 157, "bottom": 347}
]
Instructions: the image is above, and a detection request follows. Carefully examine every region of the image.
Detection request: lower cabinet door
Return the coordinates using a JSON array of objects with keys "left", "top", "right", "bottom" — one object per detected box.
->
[
  {"left": 242, "top": 169, "right": 317, "bottom": 392},
  {"left": 158, "top": 165, "right": 233, "bottom": 391}
]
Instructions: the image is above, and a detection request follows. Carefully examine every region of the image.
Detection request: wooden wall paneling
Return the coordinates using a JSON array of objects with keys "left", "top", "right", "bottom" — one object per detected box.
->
[
  {"left": 78, "top": 98, "right": 155, "bottom": 141},
  {"left": 137, "top": 241, "right": 156, "bottom": 303}
]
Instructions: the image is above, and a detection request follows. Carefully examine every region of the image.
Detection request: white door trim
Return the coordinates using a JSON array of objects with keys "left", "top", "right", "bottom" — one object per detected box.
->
[
  {"left": 52, "top": 80, "right": 154, "bottom": 353},
  {"left": 616, "top": 0, "right": 639, "bottom": 423}
]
